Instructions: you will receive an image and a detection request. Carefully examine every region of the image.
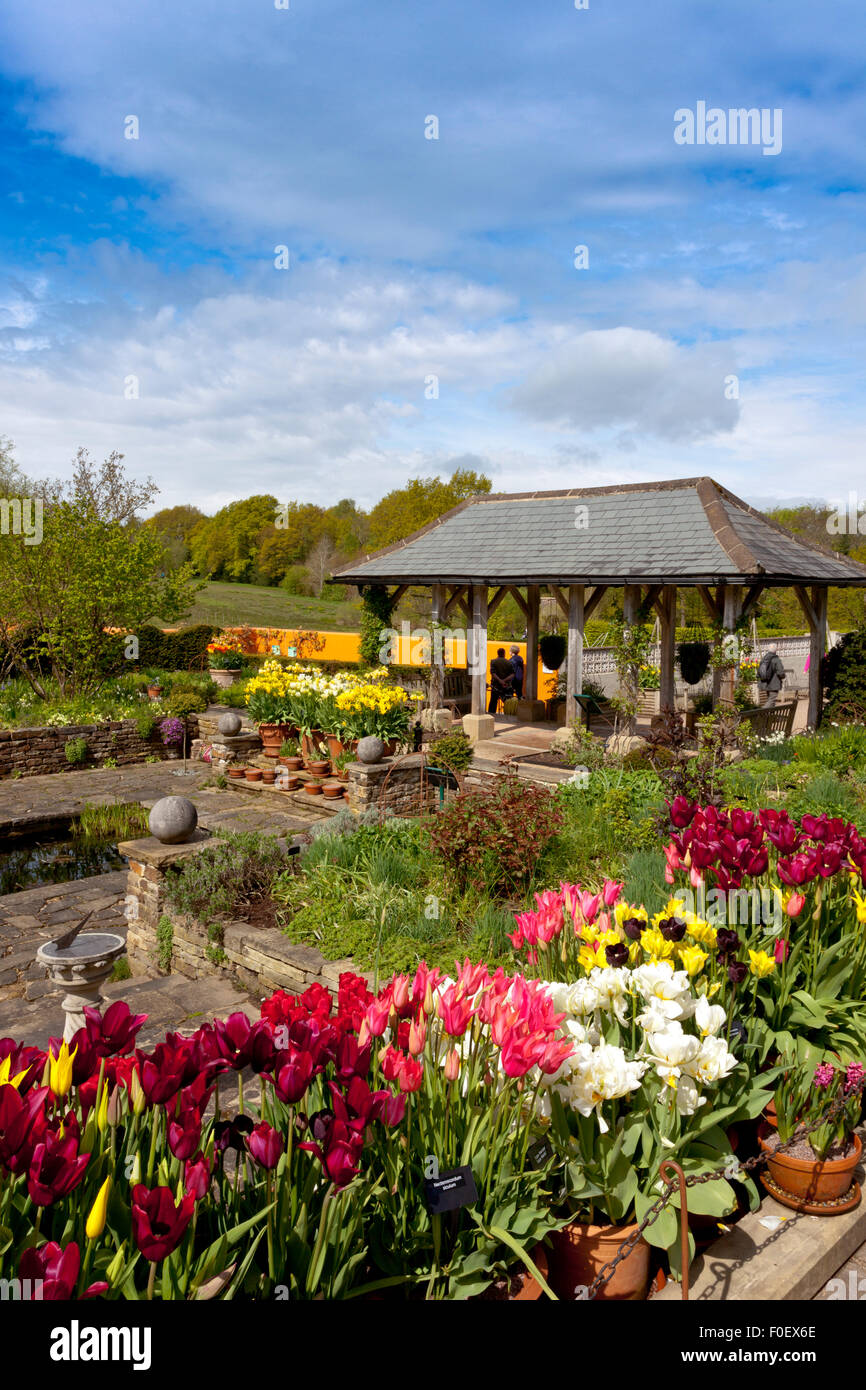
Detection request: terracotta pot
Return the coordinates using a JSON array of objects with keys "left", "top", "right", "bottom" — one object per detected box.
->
[
  {"left": 228, "top": 768, "right": 245, "bottom": 780},
  {"left": 382, "top": 739, "right": 401, "bottom": 758},
  {"left": 326, "top": 734, "right": 345, "bottom": 761},
  {"left": 279, "top": 756, "right": 304, "bottom": 772},
  {"left": 306, "top": 759, "right": 330, "bottom": 776},
  {"left": 209, "top": 668, "right": 238, "bottom": 688},
  {"left": 304, "top": 782, "right": 324, "bottom": 796},
  {"left": 244, "top": 768, "right": 263, "bottom": 782},
  {"left": 261, "top": 770, "right": 276, "bottom": 785},
  {"left": 258, "top": 722, "right": 293, "bottom": 757},
  {"left": 147, "top": 686, "right": 161, "bottom": 700},
  {"left": 322, "top": 783, "right": 344, "bottom": 799},
  {"left": 762, "top": 1098, "right": 778, "bottom": 1130},
  {"left": 301, "top": 732, "right": 325, "bottom": 761},
  {"left": 759, "top": 1127, "right": 862, "bottom": 1212},
  {"left": 283, "top": 776, "right": 301, "bottom": 791},
  {"left": 547, "top": 1220, "right": 650, "bottom": 1301}
]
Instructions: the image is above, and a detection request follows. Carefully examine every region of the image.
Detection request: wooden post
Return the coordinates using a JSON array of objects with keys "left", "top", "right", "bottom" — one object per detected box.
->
[
  {"left": 719, "top": 586, "right": 742, "bottom": 708},
  {"left": 806, "top": 586, "right": 828, "bottom": 730},
  {"left": 566, "top": 585, "right": 585, "bottom": 717},
  {"left": 659, "top": 585, "right": 677, "bottom": 714},
  {"left": 623, "top": 584, "right": 641, "bottom": 732},
  {"left": 525, "top": 585, "right": 540, "bottom": 701},
  {"left": 469, "top": 584, "right": 488, "bottom": 715},
  {"left": 430, "top": 583, "right": 445, "bottom": 712}
]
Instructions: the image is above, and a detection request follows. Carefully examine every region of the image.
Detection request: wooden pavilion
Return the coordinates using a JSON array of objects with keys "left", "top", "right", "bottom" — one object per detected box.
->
[{"left": 332, "top": 478, "right": 866, "bottom": 730}]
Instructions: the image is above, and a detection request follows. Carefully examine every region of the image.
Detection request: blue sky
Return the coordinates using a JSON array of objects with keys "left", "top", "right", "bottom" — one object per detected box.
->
[{"left": 0, "top": 0, "right": 864, "bottom": 515}]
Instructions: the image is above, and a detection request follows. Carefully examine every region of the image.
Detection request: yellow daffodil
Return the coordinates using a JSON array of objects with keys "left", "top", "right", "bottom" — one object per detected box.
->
[
  {"left": 678, "top": 943, "right": 708, "bottom": 977},
  {"left": 85, "top": 1177, "right": 111, "bottom": 1240},
  {"left": 48, "top": 1041, "right": 77, "bottom": 1099},
  {"left": 748, "top": 949, "right": 776, "bottom": 978}
]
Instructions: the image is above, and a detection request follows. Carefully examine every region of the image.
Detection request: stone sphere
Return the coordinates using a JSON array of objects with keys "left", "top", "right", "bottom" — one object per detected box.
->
[
  {"left": 149, "top": 796, "right": 198, "bottom": 844},
  {"left": 357, "top": 735, "right": 385, "bottom": 764},
  {"left": 217, "top": 711, "right": 243, "bottom": 736}
]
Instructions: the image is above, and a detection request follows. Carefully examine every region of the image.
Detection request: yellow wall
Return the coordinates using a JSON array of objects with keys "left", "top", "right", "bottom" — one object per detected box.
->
[{"left": 222, "top": 625, "right": 551, "bottom": 695}]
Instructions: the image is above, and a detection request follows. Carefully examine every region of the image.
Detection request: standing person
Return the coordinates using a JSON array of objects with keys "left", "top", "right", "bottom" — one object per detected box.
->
[
  {"left": 508, "top": 644, "right": 525, "bottom": 699},
  {"left": 488, "top": 648, "right": 514, "bottom": 714},
  {"left": 757, "top": 649, "right": 785, "bottom": 707}
]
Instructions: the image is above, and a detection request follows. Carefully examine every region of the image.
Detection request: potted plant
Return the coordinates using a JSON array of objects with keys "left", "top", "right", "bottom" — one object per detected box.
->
[
  {"left": 304, "top": 776, "right": 324, "bottom": 796},
  {"left": 305, "top": 739, "right": 331, "bottom": 776},
  {"left": 244, "top": 659, "right": 298, "bottom": 755},
  {"left": 158, "top": 715, "right": 185, "bottom": 760},
  {"left": 244, "top": 766, "right": 263, "bottom": 782},
  {"left": 146, "top": 674, "right": 163, "bottom": 701},
  {"left": 228, "top": 765, "right": 245, "bottom": 780},
  {"left": 278, "top": 738, "right": 304, "bottom": 771},
  {"left": 333, "top": 680, "right": 421, "bottom": 755},
  {"left": 333, "top": 748, "right": 355, "bottom": 782},
  {"left": 539, "top": 632, "right": 566, "bottom": 671},
  {"left": 207, "top": 642, "right": 245, "bottom": 689},
  {"left": 760, "top": 1061, "right": 864, "bottom": 1213},
  {"left": 677, "top": 638, "right": 711, "bottom": 686},
  {"left": 322, "top": 782, "right": 344, "bottom": 799}
]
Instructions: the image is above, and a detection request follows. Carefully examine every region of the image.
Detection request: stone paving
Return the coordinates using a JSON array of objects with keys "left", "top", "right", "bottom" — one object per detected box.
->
[{"left": 0, "top": 759, "right": 331, "bottom": 1043}]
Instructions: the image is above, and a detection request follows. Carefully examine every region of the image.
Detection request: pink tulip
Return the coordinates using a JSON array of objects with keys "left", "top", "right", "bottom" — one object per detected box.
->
[
  {"left": 444, "top": 1049, "right": 460, "bottom": 1082},
  {"left": 602, "top": 879, "right": 623, "bottom": 907},
  {"left": 408, "top": 1018, "right": 427, "bottom": 1056}
]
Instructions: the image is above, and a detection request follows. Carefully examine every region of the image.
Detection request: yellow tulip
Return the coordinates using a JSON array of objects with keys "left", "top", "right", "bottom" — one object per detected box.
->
[
  {"left": 748, "top": 949, "right": 776, "bottom": 978},
  {"left": 86, "top": 1177, "right": 111, "bottom": 1240},
  {"left": 640, "top": 927, "right": 674, "bottom": 960},
  {"left": 48, "top": 1041, "right": 77, "bottom": 1098},
  {"left": 678, "top": 943, "right": 708, "bottom": 977},
  {"left": 96, "top": 1083, "right": 110, "bottom": 1133},
  {"left": 852, "top": 887, "right": 866, "bottom": 925},
  {"left": 0, "top": 1056, "right": 27, "bottom": 1089}
]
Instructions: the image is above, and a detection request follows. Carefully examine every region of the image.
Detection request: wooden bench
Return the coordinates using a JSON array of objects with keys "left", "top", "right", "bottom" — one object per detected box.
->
[
  {"left": 738, "top": 700, "right": 797, "bottom": 740},
  {"left": 442, "top": 670, "right": 472, "bottom": 716}
]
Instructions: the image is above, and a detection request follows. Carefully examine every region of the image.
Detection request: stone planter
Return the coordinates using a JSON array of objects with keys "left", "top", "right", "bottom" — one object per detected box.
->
[
  {"left": 209, "top": 668, "right": 240, "bottom": 688},
  {"left": 637, "top": 690, "right": 660, "bottom": 718}
]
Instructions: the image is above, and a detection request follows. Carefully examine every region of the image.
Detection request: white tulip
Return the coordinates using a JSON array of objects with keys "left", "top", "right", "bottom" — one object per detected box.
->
[
  {"left": 645, "top": 1022, "right": 701, "bottom": 1085},
  {"left": 675, "top": 1075, "right": 706, "bottom": 1115},
  {"left": 694, "top": 995, "right": 727, "bottom": 1038},
  {"left": 688, "top": 1036, "right": 739, "bottom": 1085}
]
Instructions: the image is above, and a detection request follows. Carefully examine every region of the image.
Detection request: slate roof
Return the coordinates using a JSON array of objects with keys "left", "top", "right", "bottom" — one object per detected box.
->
[{"left": 332, "top": 478, "right": 866, "bottom": 588}]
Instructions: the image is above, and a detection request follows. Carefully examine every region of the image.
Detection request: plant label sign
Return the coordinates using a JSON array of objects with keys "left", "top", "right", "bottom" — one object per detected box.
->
[
  {"left": 527, "top": 1138, "right": 553, "bottom": 1168},
  {"left": 423, "top": 1165, "right": 478, "bottom": 1213}
]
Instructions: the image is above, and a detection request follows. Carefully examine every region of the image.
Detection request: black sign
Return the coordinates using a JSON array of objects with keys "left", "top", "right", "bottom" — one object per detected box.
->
[
  {"left": 527, "top": 1138, "right": 553, "bottom": 1169},
  {"left": 423, "top": 1165, "right": 478, "bottom": 1213}
]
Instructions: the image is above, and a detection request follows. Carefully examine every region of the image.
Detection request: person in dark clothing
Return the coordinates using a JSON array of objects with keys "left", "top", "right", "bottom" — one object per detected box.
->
[
  {"left": 508, "top": 645, "right": 525, "bottom": 698},
  {"left": 757, "top": 650, "right": 786, "bottom": 708},
  {"left": 488, "top": 648, "right": 514, "bottom": 714}
]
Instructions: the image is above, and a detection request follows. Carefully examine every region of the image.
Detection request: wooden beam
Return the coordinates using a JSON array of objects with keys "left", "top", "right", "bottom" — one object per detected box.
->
[
  {"left": 429, "top": 583, "right": 445, "bottom": 710},
  {"left": 698, "top": 585, "right": 722, "bottom": 623},
  {"left": 549, "top": 585, "right": 569, "bottom": 618},
  {"left": 584, "top": 584, "right": 608, "bottom": 622},
  {"left": 469, "top": 584, "right": 489, "bottom": 716},
  {"left": 566, "top": 585, "right": 585, "bottom": 712},
  {"left": 794, "top": 585, "right": 818, "bottom": 632},
  {"left": 740, "top": 582, "right": 766, "bottom": 621},
  {"left": 806, "top": 586, "right": 828, "bottom": 730},
  {"left": 486, "top": 586, "right": 509, "bottom": 619},
  {"left": 389, "top": 585, "right": 409, "bottom": 607},
  {"left": 505, "top": 586, "right": 529, "bottom": 620},
  {"left": 658, "top": 586, "right": 677, "bottom": 714},
  {"left": 642, "top": 585, "right": 663, "bottom": 618},
  {"left": 525, "top": 585, "right": 540, "bottom": 700}
]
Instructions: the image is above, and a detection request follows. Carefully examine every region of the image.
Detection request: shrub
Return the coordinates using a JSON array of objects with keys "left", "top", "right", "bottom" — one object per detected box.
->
[
  {"left": 166, "top": 687, "right": 208, "bottom": 719},
  {"left": 822, "top": 627, "right": 866, "bottom": 721},
  {"left": 64, "top": 736, "right": 88, "bottom": 765},
  {"left": 426, "top": 774, "right": 564, "bottom": 897},
  {"left": 135, "top": 708, "right": 158, "bottom": 739},
  {"left": 427, "top": 727, "right": 474, "bottom": 775},
  {"left": 156, "top": 915, "right": 174, "bottom": 972},
  {"left": 164, "top": 830, "right": 287, "bottom": 921}
]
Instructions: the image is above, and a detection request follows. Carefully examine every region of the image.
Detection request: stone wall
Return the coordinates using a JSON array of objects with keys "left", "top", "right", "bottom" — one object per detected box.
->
[
  {"left": 345, "top": 754, "right": 440, "bottom": 817},
  {"left": 122, "top": 832, "right": 370, "bottom": 999},
  {"left": 0, "top": 716, "right": 199, "bottom": 780}
]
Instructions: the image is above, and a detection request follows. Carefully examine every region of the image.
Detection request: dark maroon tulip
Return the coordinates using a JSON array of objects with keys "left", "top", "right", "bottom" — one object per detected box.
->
[
  {"left": 213, "top": 1013, "right": 276, "bottom": 1073},
  {"left": 334, "top": 1034, "right": 371, "bottom": 1083},
  {"left": 27, "top": 1131, "right": 90, "bottom": 1207},
  {"left": 605, "top": 941, "right": 630, "bottom": 966},
  {"left": 715, "top": 928, "right": 739, "bottom": 957},
  {"left": 0, "top": 1084, "right": 49, "bottom": 1172},
  {"left": 184, "top": 1153, "right": 211, "bottom": 1200},
  {"left": 135, "top": 1044, "right": 189, "bottom": 1106},
  {"left": 668, "top": 796, "right": 696, "bottom": 829},
  {"left": 19, "top": 1241, "right": 108, "bottom": 1300},
  {"left": 270, "top": 1049, "right": 314, "bottom": 1103},
  {"left": 622, "top": 917, "right": 645, "bottom": 942},
  {"left": 213, "top": 1114, "right": 254, "bottom": 1153},
  {"left": 659, "top": 917, "right": 686, "bottom": 943},
  {"left": 131, "top": 1184, "right": 195, "bottom": 1262},
  {"left": 167, "top": 1107, "right": 202, "bottom": 1161},
  {"left": 248, "top": 1121, "right": 283, "bottom": 1169},
  {"left": 727, "top": 960, "right": 749, "bottom": 985},
  {"left": 83, "top": 1000, "right": 148, "bottom": 1057},
  {"left": 729, "top": 808, "right": 757, "bottom": 837},
  {"left": 743, "top": 847, "right": 768, "bottom": 876},
  {"left": 0, "top": 1040, "right": 46, "bottom": 1093},
  {"left": 375, "top": 1092, "right": 407, "bottom": 1128}
]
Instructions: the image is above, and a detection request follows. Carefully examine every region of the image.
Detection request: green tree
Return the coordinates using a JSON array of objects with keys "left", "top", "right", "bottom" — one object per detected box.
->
[
  {"left": 189, "top": 495, "right": 279, "bottom": 581},
  {"left": 367, "top": 468, "right": 491, "bottom": 549},
  {"left": 0, "top": 450, "right": 203, "bottom": 695},
  {"left": 144, "top": 504, "right": 206, "bottom": 570}
]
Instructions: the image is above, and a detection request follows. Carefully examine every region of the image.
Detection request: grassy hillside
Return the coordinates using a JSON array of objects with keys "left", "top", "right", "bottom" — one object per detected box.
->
[{"left": 180, "top": 580, "right": 362, "bottom": 631}]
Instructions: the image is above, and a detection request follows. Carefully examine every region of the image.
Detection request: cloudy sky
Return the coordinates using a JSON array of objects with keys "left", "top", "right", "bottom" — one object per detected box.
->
[{"left": 0, "top": 0, "right": 863, "bottom": 515}]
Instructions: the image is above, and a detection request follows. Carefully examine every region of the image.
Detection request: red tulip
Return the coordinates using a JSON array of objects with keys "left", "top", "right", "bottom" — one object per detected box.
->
[
  {"left": 248, "top": 1121, "right": 283, "bottom": 1169},
  {"left": 18, "top": 1241, "right": 108, "bottom": 1300},
  {"left": 131, "top": 1184, "right": 195, "bottom": 1261},
  {"left": 83, "top": 1000, "right": 147, "bottom": 1057},
  {"left": 397, "top": 1055, "right": 424, "bottom": 1093},
  {"left": 0, "top": 1083, "right": 48, "bottom": 1172},
  {"left": 270, "top": 1049, "right": 314, "bottom": 1103},
  {"left": 27, "top": 1131, "right": 90, "bottom": 1206},
  {"left": 436, "top": 985, "right": 474, "bottom": 1038},
  {"left": 184, "top": 1153, "right": 211, "bottom": 1199},
  {"left": 773, "top": 937, "right": 790, "bottom": 964}
]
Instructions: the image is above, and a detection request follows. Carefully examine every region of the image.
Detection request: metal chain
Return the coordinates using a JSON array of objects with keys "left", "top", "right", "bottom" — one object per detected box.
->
[{"left": 583, "top": 1081, "right": 862, "bottom": 1299}]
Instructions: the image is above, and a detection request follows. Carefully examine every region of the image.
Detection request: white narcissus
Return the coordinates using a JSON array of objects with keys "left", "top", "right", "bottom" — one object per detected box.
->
[
  {"left": 563, "top": 1042, "right": 647, "bottom": 1133},
  {"left": 694, "top": 995, "right": 727, "bottom": 1038},
  {"left": 688, "top": 1036, "right": 739, "bottom": 1085},
  {"left": 645, "top": 1022, "right": 701, "bottom": 1086},
  {"left": 675, "top": 1075, "right": 706, "bottom": 1115}
]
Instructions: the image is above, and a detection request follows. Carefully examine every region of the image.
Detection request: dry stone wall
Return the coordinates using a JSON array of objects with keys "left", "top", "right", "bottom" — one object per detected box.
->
[{"left": 0, "top": 716, "right": 199, "bottom": 779}]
